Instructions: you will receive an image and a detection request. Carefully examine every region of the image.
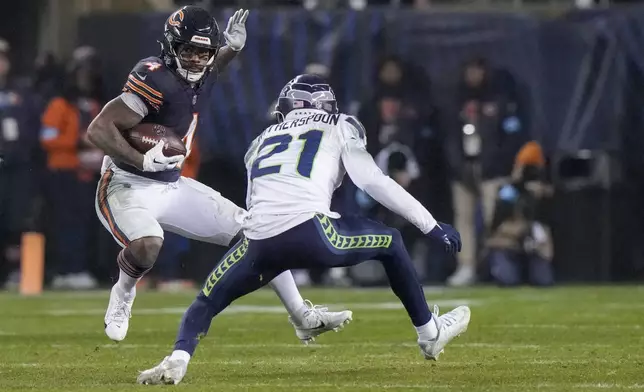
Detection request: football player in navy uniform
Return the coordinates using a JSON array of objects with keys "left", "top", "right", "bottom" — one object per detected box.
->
[{"left": 87, "top": 6, "right": 352, "bottom": 343}]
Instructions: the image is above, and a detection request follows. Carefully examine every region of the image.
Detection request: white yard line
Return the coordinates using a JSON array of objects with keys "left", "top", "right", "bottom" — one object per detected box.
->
[{"left": 3, "top": 286, "right": 448, "bottom": 299}]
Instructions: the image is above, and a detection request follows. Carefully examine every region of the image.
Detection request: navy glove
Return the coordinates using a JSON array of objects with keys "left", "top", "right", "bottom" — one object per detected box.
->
[{"left": 428, "top": 222, "right": 462, "bottom": 255}]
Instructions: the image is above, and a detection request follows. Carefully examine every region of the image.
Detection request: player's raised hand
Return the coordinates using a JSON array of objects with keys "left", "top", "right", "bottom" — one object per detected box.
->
[
  {"left": 142, "top": 140, "right": 184, "bottom": 172},
  {"left": 224, "top": 9, "right": 249, "bottom": 52},
  {"left": 427, "top": 222, "right": 462, "bottom": 255}
]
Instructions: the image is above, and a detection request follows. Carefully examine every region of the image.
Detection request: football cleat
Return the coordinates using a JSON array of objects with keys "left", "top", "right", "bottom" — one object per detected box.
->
[
  {"left": 289, "top": 299, "right": 353, "bottom": 344},
  {"left": 137, "top": 356, "right": 188, "bottom": 385},
  {"left": 104, "top": 285, "right": 135, "bottom": 342},
  {"left": 418, "top": 305, "right": 471, "bottom": 361}
]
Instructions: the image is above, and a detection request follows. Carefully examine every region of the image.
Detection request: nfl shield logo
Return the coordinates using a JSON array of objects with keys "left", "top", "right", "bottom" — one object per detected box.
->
[
  {"left": 153, "top": 125, "right": 166, "bottom": 136},
  {"left": 293, "top": 100, "right": 304, "bottom": 108}
]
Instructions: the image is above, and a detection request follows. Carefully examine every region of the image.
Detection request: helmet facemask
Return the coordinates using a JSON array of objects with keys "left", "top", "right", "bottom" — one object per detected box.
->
[{"left": 163, "top": 32, "right": 218, "bottom": 83}]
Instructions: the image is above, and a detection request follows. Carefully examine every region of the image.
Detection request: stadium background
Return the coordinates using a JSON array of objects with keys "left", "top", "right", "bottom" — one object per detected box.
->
[
  {"left": 2, "top": 0, "right": 644, "bottom": 291},
  {"left": 4, "top": 1, "right": 644, "bottom": 391}
]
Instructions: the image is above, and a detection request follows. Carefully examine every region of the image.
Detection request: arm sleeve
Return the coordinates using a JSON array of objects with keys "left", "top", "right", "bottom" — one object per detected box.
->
[
  {"left": 121, "top": 61, "right": 165, "bottom": 113},
  {"left": 119, "top": 92, "right": 149, "bottom": 118},
  {"left": 339, "top": 117, "right": 438, "bottom": 234}
]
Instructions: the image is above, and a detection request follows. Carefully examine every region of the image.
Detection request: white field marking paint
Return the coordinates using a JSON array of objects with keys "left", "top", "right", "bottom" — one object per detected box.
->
[
  {"left": 45, "top": 300, "right": 478, "bottom": 316},
  {"left": 8, "top": 286, "right": 447, "bottom": 300},
  {"left": 489, "top": 324, "right": 642, "bottom": 330}
]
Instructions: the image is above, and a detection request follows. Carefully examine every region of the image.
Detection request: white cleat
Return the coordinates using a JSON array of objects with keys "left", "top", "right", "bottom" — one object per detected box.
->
[
  {"left": 104, "top": 285, "right": 135, "bottom": 342},
  {"left": 137, "top": 356, "right": 188, "bottom": 385},
  {"left": 289, "top": 299, "right": 353, "bottom": 344},
  {"left": 418, "top": 305, "right": 471, "bottom": 361}
]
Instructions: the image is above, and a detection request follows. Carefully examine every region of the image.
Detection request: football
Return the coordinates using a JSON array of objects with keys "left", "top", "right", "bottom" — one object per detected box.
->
[{"left": 123, "top": 123, "right": 187, "bottom": 157}]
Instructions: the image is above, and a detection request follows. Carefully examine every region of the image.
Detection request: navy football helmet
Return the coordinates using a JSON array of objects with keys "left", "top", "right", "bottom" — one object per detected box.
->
[
  {"left": 274, "top": 74, "right": 338, "bottom": 123},
  {"left": 161, "top": 6, "right": 220, "bottom": 83}
]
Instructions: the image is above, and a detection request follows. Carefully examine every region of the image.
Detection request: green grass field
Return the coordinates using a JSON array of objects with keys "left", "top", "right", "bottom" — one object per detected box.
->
[{"left": 1, "top": 286, "right": 643, "bottom": 391}]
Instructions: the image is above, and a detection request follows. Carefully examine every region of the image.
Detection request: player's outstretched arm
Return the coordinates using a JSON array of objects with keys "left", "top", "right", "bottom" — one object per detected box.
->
[
  {"left": 340, "top": 118, "right": 461, "bottom": 254},
  {"left": 213, "top": 46, "right": 238, "bottom": 74},
  {"left": 215, "top": 9, "right": 248, "bottom": 73},
  {"left": 339, "top": 120, "right": 437, "bottom": 235},
  {"left": 87, "top": 96, "right": 145, "bottom": 170},
  {"left": 342, "top": 144, "right": 438, "bottom": 234}
]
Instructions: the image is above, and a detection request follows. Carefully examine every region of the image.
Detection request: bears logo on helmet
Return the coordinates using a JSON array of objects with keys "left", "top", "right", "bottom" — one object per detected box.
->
[{"left": 167, "top": 9, "right": 184, "bottom": 28}]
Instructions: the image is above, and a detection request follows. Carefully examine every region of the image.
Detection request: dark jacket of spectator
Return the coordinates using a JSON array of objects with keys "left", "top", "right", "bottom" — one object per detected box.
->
[{"left": 447, "top": 57, "right": 530, "bottom": 184}]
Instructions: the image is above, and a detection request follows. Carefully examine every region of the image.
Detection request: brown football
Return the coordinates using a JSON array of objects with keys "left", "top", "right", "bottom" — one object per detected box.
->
[{"left": 123, "top": 123, "right": 187, "bottom": 157}]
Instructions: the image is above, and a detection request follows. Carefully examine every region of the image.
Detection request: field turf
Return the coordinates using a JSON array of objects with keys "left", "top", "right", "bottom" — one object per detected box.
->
[{"left": 0, "top": 286, "right": 642, "bottom": 391}]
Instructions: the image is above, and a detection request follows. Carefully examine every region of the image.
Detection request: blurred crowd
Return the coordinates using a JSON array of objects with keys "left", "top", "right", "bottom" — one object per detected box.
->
[
  {"left": 0, "top": 29, "right": 556, "bottom": 291},
  {"left": 290, "top": 56, "right": 554, "bottom": 288}
]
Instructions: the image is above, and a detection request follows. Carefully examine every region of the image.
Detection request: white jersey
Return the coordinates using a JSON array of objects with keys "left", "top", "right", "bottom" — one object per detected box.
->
[{"left": 242, "top": 109, "right": 437, "bottom": 240}]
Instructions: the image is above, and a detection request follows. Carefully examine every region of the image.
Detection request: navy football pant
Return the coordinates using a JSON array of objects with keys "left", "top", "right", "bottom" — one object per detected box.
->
[{"left": 175, "top": 214, "right": 432, "bottom": 355}]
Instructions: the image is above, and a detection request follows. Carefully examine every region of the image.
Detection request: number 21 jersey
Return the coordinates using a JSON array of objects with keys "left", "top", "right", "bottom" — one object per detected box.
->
[{"left": 243, "top": 110, "right": 366, "bottom": 239}]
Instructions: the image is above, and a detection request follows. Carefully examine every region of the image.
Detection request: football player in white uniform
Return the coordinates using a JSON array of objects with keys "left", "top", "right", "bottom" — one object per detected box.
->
[{"left": 137, "top": 75, "right": 470, "bottom": 385}]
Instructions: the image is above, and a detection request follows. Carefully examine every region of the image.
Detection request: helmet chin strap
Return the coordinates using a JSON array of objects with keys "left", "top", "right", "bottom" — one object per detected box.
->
[
  {"left": 175, "top": 58, "right": 206, "bottom": 83},
  {"left": 174, "top": 54, "right": 215, "bottom": 83}
]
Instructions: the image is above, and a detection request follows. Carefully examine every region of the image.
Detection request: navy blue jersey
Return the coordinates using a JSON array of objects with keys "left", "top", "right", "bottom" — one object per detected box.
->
[{"left": 117, "top": 56, "right": 212, "bottom": 182}]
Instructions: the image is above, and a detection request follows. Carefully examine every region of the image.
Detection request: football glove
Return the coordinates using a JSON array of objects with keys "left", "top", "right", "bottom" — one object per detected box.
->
[
  {"left": 224, "top": 9, "right": 249, "bottom": 52},
  {"left": 428, "top": 222, "right": 462, "bottom": 255},
  {"left": 142, "top": 140, "right": 184, "bottom": 172}
]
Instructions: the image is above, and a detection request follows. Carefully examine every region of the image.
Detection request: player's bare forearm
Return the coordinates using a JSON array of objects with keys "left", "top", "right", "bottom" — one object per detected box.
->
[
  {"left": 87, "top": 97, "right": 145, "bottom": 170},
  {"left": 214, "top": 46, "right": 239, "bottom": 74}
]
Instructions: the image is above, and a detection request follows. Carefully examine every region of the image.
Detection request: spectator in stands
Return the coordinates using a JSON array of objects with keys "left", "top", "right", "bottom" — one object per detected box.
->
[
  {"left": 40, "top": 48, "right": 104, "bottom": 290},
  {"left": 358, "top": 143, "right": 421, "bottom": 237},
  {"left": 354, "top": 144, "right": 434, "bottom": 283},
  {"left": 484, "top": 141, "right": 554, "bottom": 287},
  {"left": 359, "top": 56, "right": 418, "bottom": 154},
  {"left": 32, "top": 52, "right": 65, "bottom": 110},
  {"left": 446, "top": 56, "right": 529, "bottom": 286},
  {"left": 0, "top": 38, "right": 42, "bottom": 288},
  {"left": 352, "top": 55, "right": 449, "bottom": 283}
]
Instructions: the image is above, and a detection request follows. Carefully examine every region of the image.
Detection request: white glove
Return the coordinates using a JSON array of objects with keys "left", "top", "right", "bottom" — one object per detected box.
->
[
  {"left": 142, "top": 140, "right": 184, "bottom": 172},
  {"left": 223, "top": 9, "right": 249, "bottom": 52}
]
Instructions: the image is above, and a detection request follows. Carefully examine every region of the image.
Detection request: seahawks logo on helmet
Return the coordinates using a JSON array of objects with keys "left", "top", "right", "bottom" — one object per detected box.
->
[{"left": 274, "top": 74, "right": 339, "bottom": 123}]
